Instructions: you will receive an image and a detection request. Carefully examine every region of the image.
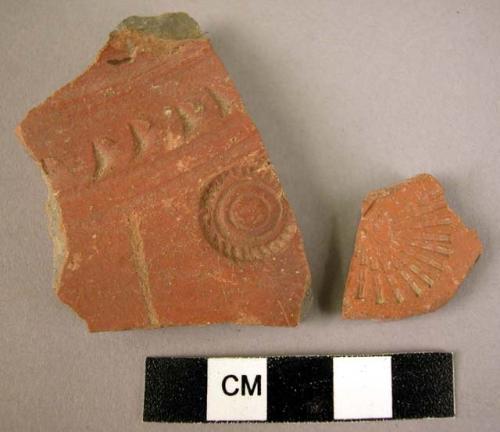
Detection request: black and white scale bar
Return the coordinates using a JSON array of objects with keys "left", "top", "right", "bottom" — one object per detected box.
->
[{"left": 143, "top": 352, "right": 454, "bottom": 423}]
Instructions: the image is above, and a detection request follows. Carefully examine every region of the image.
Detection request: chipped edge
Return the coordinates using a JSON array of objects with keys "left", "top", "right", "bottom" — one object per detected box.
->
[{"left": 15, "top": 126, "right": 69, "bottom": 295}]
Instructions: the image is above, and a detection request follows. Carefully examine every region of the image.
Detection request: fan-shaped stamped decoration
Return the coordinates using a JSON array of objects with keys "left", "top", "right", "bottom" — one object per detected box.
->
[
  {"left": 343, "top": 174, "right": 482, "bottom": 320},
  {"left": 201, "top": 165, "right": 297, "bottom": 261}
]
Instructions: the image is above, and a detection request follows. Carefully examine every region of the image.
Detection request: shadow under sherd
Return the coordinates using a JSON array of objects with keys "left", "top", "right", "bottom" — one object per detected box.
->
[{"left": 317, "top": 213, "right": 347, "bottom": 314}]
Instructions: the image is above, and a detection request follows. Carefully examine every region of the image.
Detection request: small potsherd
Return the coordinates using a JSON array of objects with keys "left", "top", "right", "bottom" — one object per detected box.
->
[
  {"left": 16, "top": 13, "right": 311, "bottom": 331},
  {"left": 342, "top": 174, "right": 482, "bottom": 320}
]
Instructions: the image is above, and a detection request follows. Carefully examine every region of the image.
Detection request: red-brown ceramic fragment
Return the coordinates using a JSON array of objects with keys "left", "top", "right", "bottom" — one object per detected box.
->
[
  {"left": 16, "top": 13, "right": 311, "bottom": 331},
  {"left": 343, "top": 174, "right": 482, "bottom": 320}
]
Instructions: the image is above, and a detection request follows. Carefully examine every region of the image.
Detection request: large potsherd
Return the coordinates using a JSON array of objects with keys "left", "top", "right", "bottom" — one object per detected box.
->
[{"left": 16, "top": 13, "right": 311, "bottom": 331}]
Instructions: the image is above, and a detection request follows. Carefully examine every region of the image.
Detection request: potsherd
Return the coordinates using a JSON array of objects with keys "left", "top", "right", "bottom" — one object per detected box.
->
[
  {"left": 16, "top": 13, "right": 311, "bottom": 331},
  {"left": 342, "top": 174, "right": 482, "bottom": 320}
]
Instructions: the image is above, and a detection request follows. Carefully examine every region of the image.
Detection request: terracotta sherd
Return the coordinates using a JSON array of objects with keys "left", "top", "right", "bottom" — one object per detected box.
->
[
  {"left": 16, "top": 13, "right": 311, "bottom": 331},
  {"left": 343, "top": 174, "right": 482, "bottom": 320}
]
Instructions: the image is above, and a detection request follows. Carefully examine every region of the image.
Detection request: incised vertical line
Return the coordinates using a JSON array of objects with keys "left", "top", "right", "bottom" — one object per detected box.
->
[{"left": 128, "top": 212, "right": 160, "bottom": 327}]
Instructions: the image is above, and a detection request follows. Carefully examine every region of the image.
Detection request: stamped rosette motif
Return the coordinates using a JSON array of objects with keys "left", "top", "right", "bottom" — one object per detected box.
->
[{"left": 201, "top": 165, "right": 297, "bottom": 261}]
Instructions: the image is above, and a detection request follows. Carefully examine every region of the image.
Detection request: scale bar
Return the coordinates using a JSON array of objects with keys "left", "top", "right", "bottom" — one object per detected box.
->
[{"left": 143, "top": 352, "right": 454, "bottom": 423}]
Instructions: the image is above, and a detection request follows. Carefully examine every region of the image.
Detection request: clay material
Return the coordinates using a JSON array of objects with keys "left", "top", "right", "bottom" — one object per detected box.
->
[
  {"left": 343, "top": 174, "right": 482, "bottom": 320},
  {"left": 16, "top": 13, "right": 311, "bottom": 331}
]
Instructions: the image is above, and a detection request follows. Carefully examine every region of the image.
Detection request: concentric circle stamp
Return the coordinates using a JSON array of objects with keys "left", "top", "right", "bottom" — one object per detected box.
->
[{"left": 200, "top": 165, "right": 297, "bottom": 261}]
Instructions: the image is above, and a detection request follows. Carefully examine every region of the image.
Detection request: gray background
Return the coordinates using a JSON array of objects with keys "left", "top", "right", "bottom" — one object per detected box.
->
[{"left": 1, "top": 0, "right": 499, "bottom": 431}]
